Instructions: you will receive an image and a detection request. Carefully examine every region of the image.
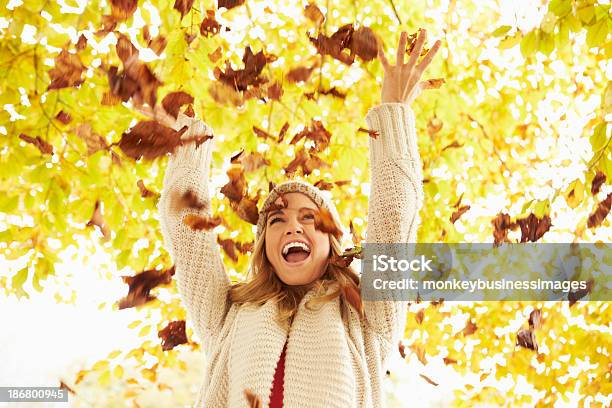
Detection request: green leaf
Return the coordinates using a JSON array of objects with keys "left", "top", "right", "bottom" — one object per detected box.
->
[
  {"left": 586, "top": 19, "right": 608, "bottom": 48},
  {"left": 11, "top": 266, "right": 30, "bottom": 299},
  {"left": 549, "top": 0, "right": 572, "bottom": 17},
  {"left": 590, "top": 122, "right": 608, "bottom": 153},
  {"left": 492, "top": 26, "right": 512, "bottom": 37},
  {"left": 538, "top": 31, "right": 555, "bottom": 56},
  {"left": 520, "top": 30, "right": 539, "bottom": 57},
  {"left": 577, "top": 5, "right": 595, "bottom": 25},
  {"left": 499, "top": 32, "right": 523, "bottom": 49}
]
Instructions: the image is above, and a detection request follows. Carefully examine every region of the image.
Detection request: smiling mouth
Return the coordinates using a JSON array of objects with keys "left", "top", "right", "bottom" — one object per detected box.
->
[{"left": 282, "top": 248, "right": 311, "bottom": 265}]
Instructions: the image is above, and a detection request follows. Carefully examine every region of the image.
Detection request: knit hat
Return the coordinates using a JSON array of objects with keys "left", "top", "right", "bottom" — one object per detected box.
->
[{"left": 255, "top": 180, "right": 345, "bottom": 242}]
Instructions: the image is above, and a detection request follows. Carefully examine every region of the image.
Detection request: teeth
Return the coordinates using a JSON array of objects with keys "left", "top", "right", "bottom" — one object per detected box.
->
[{"left": 282, "top": 241, "right": 311, "bottom": 256}]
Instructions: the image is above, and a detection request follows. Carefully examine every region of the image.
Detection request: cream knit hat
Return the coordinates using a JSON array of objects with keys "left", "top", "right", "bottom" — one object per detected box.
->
[{"left": 255, "top": 180, "right": 345, "bottom": 242}]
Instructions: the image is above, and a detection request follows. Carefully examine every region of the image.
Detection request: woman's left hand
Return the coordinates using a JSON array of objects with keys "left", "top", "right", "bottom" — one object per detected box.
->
[{"left": 378, "top": 29, "right": 442, "bottom": 104}]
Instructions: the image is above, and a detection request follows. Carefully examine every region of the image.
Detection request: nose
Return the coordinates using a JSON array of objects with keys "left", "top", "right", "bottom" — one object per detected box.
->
[{"left": 284, "top": 216, "right": 304, "bottom": 235}]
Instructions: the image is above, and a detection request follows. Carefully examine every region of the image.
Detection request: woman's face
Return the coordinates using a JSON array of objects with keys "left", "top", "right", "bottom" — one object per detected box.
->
[{"left": 265, "top": 192, "right": 331, "bottom": 286}]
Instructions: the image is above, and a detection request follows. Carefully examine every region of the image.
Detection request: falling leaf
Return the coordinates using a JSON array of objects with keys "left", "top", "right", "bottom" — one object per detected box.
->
[
  {"left": 309, "top": 24, "right": 355, "bottom": 65},
  {"left": 243, "top": 389, "right": 262, "bottom": 408},
  {"left": 170, "top": 189, "right": 207, "bottom": 212},
  {"left": 110, "top": 0, "right": 138, "bottom": 20},
  {"left": 415, "top": 309, "right": 424, "bottom": 324},
  {"left": 116, "top": 33, "right": 139, "bottom": 64},
  {"left": 219, "top": 0, "right": 245, "bottom": 10},
  {"left": 313, "top": 207, "right": 343, "bottom": 239},
  {"left": 115, "top": 121, "right": 189, "bottom": 160},
  {"left": 162, "top": 91, "right": 195, "bottom": 119},
  {"left": 516, "top": 213, "right": 552, "bottom": 242},
  {"left": 568, "top": 278, "right": 594, "bottom": 306},
  {"left": 76, "top": 123, "right": 108, "bottom": 155},
  {"left": 183, "top": 213, "right": 223, "bottom": 231},
  {"left": 252, "top": 126, "right": 276, "bottom": 141},
  {"left": 427, "top": 117, "right": 443, "bottom": 136},
  {"left": 528, "top": 309, "right": 542, "bottom": 329},
  {"left": 55, "top": 110, "right": 72, "bottom": 125},
  {"left": 419, "top": 373, "right": 438, "bottom": 386},
  {"left": 233, "top": 151, "right": 270, "bottom": 172},
  {"left": 421, "top": 78, "right": 446, "bottom": 89},
  {"left": 200, "top": 10, "right": 222, "bottom": 37},
  {"left": 137, "top": 180, "right": 158, "bottom": 198},
  {"left": 398, "top": 341, "right": 406, "bottom": 358},
  {"left": 173, "top": 0, "right": 194, "bottom": 19},
  {"left": 591, "top": 170, "right": 606, "bottom": 195},
  {"left": 286, "top": 65, "right": 316, "bottom": 83},
  {"left": 409, "top": 344, "right": 427, "bottom": 365},
  {"left": 117, "top": 266, "right": 175, "bottom": 309},
  {"left": 443, "top": 357, "right": 457, "bottom": 365},
  {"left": 491, "top": 212, "right": 518, "bottom": 247},
  {"left": 86, "top": 200, "right": 110, "bottom": 239},
  {"left": 47, "top": 49, "right": 86, "bottom": 90},
  {"left": 450, "top": 205, "right": 470, "bottom": 223},
  {"left": 462, "top": 319, "right": 477, "bottom": 336},
  {"left": 304, "top": 2, "right": 325, "bottom": 26},
  {"left": 230, "top": 196, "right": 260, "bottom": 225},
  {"left": 267, "top": 81, "right": 283, "bottom": 101},
  {"left": 350, "top": 26, "right": 379, "bottom": 61},
  {"left": 158, "top": 320, "right": 188, "bottom": 351},
  {"left": 214, "top": 46, "right": 268, "bottom": 92},
  {"left": 587, "top": 193, "right": 612, "bottom": 228},
  {"left": 516, "top": 328, "right": 538, "bottom": 351},
  {"left": 142, "top": 25, "right": 167, "bottom": 55},
  {"left": 218, "top": 237, "right": 239, "bottom": 262},
  {"left": 357, "top": 127, "right": 379, "bottom": 139},
  {"left": 19, "top": 133, "right": 54, "bottom": 155},
  {"left": 221, "top": 167, "right": 247, "bottom": 202},
  {"left": 75, "top": 34, "right": 87, "bottom": 51}
]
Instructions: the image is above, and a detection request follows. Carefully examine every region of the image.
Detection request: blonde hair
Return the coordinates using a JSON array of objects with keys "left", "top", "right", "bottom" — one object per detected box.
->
[{"left": 229, "top": 213, "right": 363, "bottom": 329}]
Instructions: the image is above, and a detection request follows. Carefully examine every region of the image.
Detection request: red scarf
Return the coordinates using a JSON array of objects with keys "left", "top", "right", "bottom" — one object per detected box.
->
[{"left": 269, "top": 341, "right": 287, "bottom": 407}]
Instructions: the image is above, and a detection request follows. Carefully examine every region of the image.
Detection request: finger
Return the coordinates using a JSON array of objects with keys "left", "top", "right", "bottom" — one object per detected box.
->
[
  {"left": 401, "top": 77, "right": 420, "bottom": 102},
  {"left": 396, "top": 31, "right": 407, "bottom": 66},
  {"left": 416, "top": 39, "right": 441, "bottom": 72},
  {"left": 378, "top": 45, "right": 390, "bottom": 70},
  {"left": 406, "top": 28, "right": 426, "bottom": 69}
]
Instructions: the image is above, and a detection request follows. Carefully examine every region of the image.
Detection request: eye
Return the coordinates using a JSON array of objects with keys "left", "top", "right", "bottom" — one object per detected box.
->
[{"left": 269, "top": 217, "right": 282, "bottom": 225}]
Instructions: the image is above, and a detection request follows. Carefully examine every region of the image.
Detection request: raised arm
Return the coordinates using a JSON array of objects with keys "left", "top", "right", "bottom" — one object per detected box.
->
[
  {"left": 362, "top": 29, "right": 440, "bottom": 358},
  {"left": 157, "top": 112, "right": 231, "bottom": 351}
]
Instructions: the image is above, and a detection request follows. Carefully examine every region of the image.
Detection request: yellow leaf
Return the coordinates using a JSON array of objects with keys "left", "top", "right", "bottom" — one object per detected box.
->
[
  {"left": 107, "top": 350, "right": 122, "bottom": 359},
  {"left": 98, "top": 369, "right": 111, "bottom": 386},
  {"left": 113, "top": 365, "right": 124, "bottom": 379},
  {"left": 128, "top": 320, "right": 142, "bottom": 329},
  {"left": 138, "top": 325, "right": 151, "bottom": 337},
  {"left": 92, "top": 360, "right": 109, "bottom": 371}
]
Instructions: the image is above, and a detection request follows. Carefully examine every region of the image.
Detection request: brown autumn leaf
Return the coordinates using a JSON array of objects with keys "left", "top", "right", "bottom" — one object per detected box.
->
[
  {"left": 309, "top": 23, "right": 355, "bottom": 65},
  {"left": 419, "top": 374, "right": 438, "bottom": 386},
  {"left": 218, "top": 237, "right": 239, "bottom": 262},
  {"left": 284, "top": 147, "right": 330, "bottom": 176},
  {"left": 173, "top": 0, "right": 194, "bottom": 19},
  {"left": 221, "top": 167, "right": 247, "bottom": 202},
  {"left": 59, "top": 380, "right": 76, "bottom": 395},
  {"left": 357, "top": 127, "right": 379, "bottom": 139},
  {"left": 286, "top": 65, "right": 316, "bottom": 83},
  {"left": 314, "top": 180, "right": 334, "bottom": 190},
  {"left": 142, "top": 25, "right": 167, "bottom": 55},
  {"left": 304, "top": 2, "right": 325, "bottom": 26},
  {"left": 492, "top": 213, "right": 518, "bottom": 247},
  {"left": 200, "top": 10, "right": 222, "bottom": 37},
  {"left": 230, "top": 196, "right": 260, "bottom": 225},
  {"left": 76, "top": 123, "right": 108, "bottom": 155},
  {"left": 110, "top": 0, "right": 138, "bottom": 20},
  {"left": 158, "top": 320, "right": 188, "bottom": 351},
  {"left": 162, "top": 91, "right": 195, "bottom": 119},
  {"left": 19, "top": 133, "right": 54, "bottom": 155},
  {"left": 116, "top": 33, "right": 138, "bottom": 64},
  {"left": 587, "top": 193, "right": 612, "bottom": 228},
  {"left": 450, "top": 205, "right": 470, "bottom": 223},
  {"left": 219, "top": 0, "right": 245, "bottom": 10},
  {"left": 427, "top": 117, "right": 443, "bottom": 136},
  {"left": 350, "top": 26, "right": 379, "bottom": 61},
  {"left": 313, "top": 86, "right": 347, "bottom": 100},
  {"left": 243, "top": 389, "right": 262, "bottom": 408},
  {"left": 169, "top": 189, "right": 207, "bottom": 212},
  {"left": 314, "top": 207, "right": 343, "bottom": 240},
  {"left": 55, "top": 110, "right": 72, "bottom": 125},
  {"left": 267, "top": 81, "right": 283, "bottom": 101},
  {"left": 106, "top": 62, "right": 159, "bottom": 107},
  {"left": 349, "top": 220, "right": 363, "bottom": 246},
  {"left": 208, "top": 46, "right": 223, "bottom": 63},
  {"left": 252, "top": 126, "right": 276, "bottom": 141},
  {"left": 516, "top": 328, "right": 538, "bottom": 351},
  {"left": 415, "top": 309, "right": 424, "bottom": 324},
  {"left": 115, "top": 121, "right": 189, "bottom": 160},
  {"left": 137, "top": 179, "right": 158, "bottom": 198},
  {"left": 441, "top": 140, "right": 464, "bottom": 152},
  {"left": 421, "top": 78, "right": 446, "bottom": 90},
  {"left": 183, "top": 214, "right": 223, "bottom": 231},
  {"left": 47, "top": 49, "right": 86, "bottom": 90},
  {"left": 528, "top": 309, "right": 542, "bottom": 329},
  {"left": 516, "top": 213, "right": 552, "bottom": 242},
  {"left": 443, "top": 357, "right": 457, "bottom": 365},
  {"left": 462, "top": 319, "right": 477, "bottom": 336},
  {"left": 75, "top": 34, "right": 87, "bottom": 51},
  {"left": 94, "top": 15, "right": 118, "bottom": 37},
  {"left": 214, "top": 46, "right": 268, "bottom": 92},
  {"left": 236, "top": 151, "right": 271, "bottom": 172},
  {"left": 409, "top": 344, "right": 427, "bottom": 365},
  {"left": 86, "top": 200, "right": 110, "bottom": 239},
  {"left": 568, "top": 278, "right": 594, "bottom": 306},
  {"left": 289, "top": 119, "right": 331, "bottom": 152},
  {"left": 591, "top": 170, "right": 606, "bottom": 195},
  {"left": 398, "top": 341, "right": 406, "bottom": 358},
  {"left": 117, "top": 266, "right": 176, "bottom": 310}
]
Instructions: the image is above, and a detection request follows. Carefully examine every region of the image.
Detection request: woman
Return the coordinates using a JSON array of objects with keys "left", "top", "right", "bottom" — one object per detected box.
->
[{"left": 157, "top": 30, "right": 441, "bottom": 408}]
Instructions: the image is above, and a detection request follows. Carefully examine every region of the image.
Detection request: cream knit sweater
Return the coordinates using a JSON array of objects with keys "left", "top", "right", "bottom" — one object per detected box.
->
[{"left": 158, "top": 103, "right": 424, "bottom": 408}]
